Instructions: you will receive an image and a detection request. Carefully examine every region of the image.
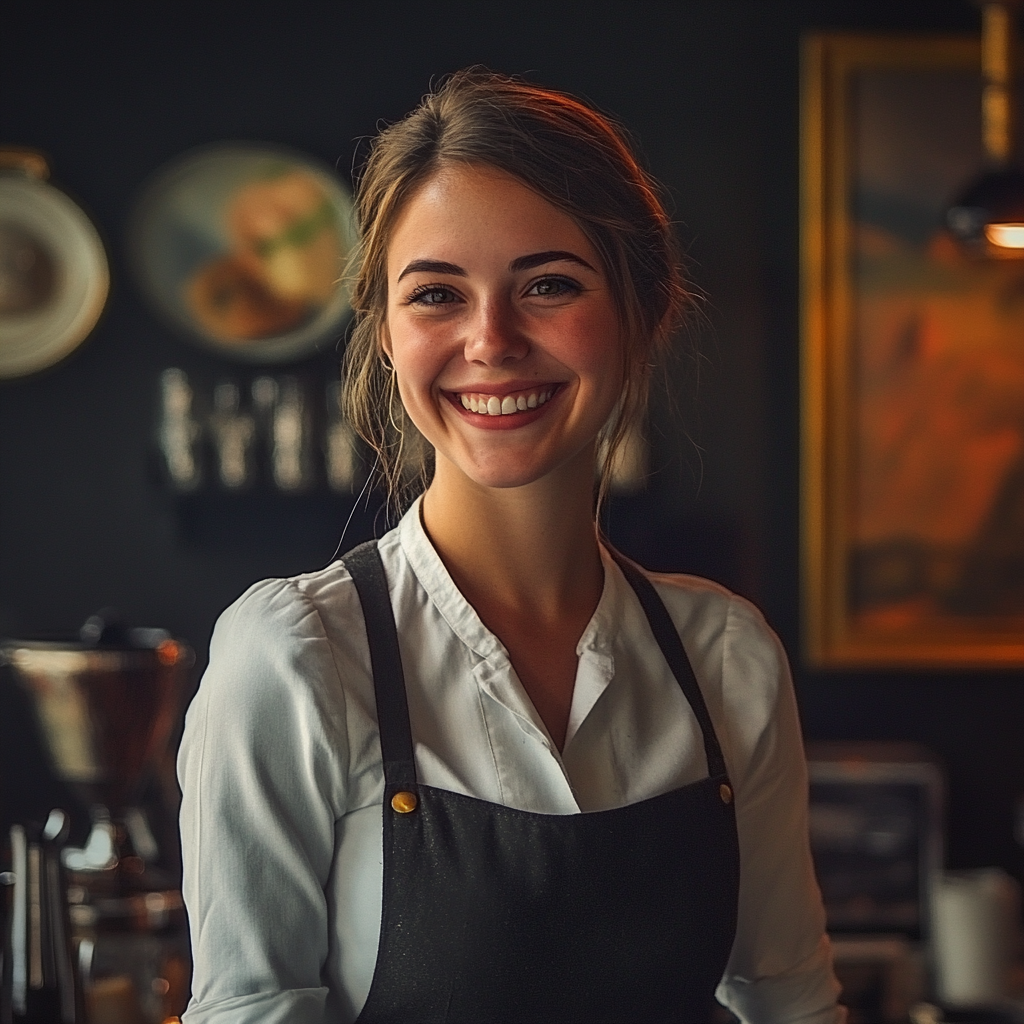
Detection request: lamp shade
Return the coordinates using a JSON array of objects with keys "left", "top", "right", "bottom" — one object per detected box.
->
[{"left": 947, "top": 167, "right": 1024, "bottom": 250}]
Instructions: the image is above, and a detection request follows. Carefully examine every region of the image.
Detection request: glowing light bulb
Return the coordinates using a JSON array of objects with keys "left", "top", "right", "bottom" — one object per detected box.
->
[{"left": 984, "top": 222, "right": 1024, "bottom": 248}]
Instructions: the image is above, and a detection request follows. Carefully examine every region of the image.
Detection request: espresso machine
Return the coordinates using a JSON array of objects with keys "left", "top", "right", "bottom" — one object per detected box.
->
[{"left": 1, "top": 613, "right": 193, "bottom": 1023}]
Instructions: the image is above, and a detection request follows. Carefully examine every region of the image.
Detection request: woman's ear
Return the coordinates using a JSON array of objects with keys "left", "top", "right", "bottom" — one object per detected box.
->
[{"left": 379, "top": 322, "right": 393, "bottom": 361}]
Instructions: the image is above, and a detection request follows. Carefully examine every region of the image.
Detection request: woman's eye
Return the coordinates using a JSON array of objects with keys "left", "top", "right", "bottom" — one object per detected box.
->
[
  {"left": 527, "top": 277, "right": 580, "bottom": 298},
  {"left": 405, "top": 284, "right": 460, "bottom": 307}
]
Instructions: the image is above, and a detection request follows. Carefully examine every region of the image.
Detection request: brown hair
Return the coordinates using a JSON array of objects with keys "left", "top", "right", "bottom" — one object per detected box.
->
[{"left": 342, "top": 67, "right": 690, "bottom": 508}]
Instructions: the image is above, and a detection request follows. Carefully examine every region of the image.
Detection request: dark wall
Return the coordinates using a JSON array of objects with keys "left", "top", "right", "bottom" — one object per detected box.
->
[{"left": 2, "top": 2, "right": 1021, "bottom": 881}]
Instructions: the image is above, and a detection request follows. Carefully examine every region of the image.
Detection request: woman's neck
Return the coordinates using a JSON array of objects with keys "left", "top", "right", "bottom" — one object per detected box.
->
[
  {"left": 420, "top": 449, "right": 604, "bottom": 628},
  {"left": 420, "top": 448, "right": 604, "bottom": 751}
]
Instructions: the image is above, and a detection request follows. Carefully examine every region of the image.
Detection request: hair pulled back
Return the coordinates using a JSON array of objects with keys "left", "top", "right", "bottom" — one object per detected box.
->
[{"left": 343, "top": 67, "right": 689, "bottom": 507}]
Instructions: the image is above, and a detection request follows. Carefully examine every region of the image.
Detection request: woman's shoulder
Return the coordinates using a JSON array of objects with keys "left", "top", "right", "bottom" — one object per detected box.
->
[
  {"left": 201, "top": 560, "right": 370, "bottom": 713},
  {"left": 209, "top": 525, "right": 422, "bottom": 667},
  {"left": 640, "top": 567, "right": 775, "bottom": 642},
  {"left": 180, "top": 567, "right": 361, "bottom": 830},
  {"left": 212, "top": 560, "right": 359, "bottom": 648},
  {"left": 635, "top": 567, "right": 791, "bottom": 703}
]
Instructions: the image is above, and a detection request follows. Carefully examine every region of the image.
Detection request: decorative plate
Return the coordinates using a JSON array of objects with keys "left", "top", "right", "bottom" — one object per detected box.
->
[
  {"left": 130, "top": 144, "right": 358, "bottom": 363},
  {"left": 0, "top": 156, "right": 109, "bottom": 379}
]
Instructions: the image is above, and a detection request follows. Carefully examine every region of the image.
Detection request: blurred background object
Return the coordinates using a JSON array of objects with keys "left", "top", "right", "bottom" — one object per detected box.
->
[
  {"left": 809, "top": 743, "right": 1024, "bottom": 1022},
  {"left": 324, "top": 378, "right": 360, "bottom": 494},
  {"left": 156, "top": 369, "right": 204, "bottom": 494},
  {"left": 932, "top": 867, "right": 1022, "bottom": 1007},
  {"left": 2, "top": 810, "right": 85, "bottom": 1023},
  {"left": 0, "top": 148, "right": 109, "bottom": 380},
  {"left": 156, "top": 368, "right": 362, "bottom": 496},
  {"left": 808, "top": 743, "right": 944, "bottom": 943},
  {"left": 1, "top": 614, "right": 193, "bottom": 1023},
  {"left": 129, "top": 144, "right": 356, "bottom": 364},
  {"left": 946, "top": 0, "right": 1024, "bottom": 256},
  {"left": 208, "top": 381, "right": 255, "bottom": 491},
  {"left": 802, "top": 31, "right": 1024, "bottom": 668},
  {"left": 808, "top": 743, "right": 943, "bottom": 1022}
]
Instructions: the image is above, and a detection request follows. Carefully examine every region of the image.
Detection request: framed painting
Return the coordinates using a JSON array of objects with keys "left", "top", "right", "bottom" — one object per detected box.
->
[{"left": 801, "top": 34, "right": 1024, "bottom": 668}]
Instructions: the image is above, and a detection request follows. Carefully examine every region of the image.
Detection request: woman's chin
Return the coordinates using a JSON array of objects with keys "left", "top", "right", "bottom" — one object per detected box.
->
[
  {"left": 433, "top": 444, "right": 595, "bottom": 495},
  {"left": 457, "top": 465, "right": 557, "bottom": 492}
]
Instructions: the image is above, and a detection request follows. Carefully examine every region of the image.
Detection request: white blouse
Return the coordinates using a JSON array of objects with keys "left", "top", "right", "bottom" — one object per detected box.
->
[{"left": 178, "top": 499, "right": 844, "bottom": 1024}]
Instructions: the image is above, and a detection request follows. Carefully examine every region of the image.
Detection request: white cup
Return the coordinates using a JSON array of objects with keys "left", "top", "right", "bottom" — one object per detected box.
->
[{"left": 932, "top": 868, "right": 1021, "bottom": 1006}]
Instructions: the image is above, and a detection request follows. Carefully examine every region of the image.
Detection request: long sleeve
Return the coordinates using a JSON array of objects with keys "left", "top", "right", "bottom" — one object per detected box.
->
[
  {"left": 713, "top": 596, "right": 845, "bottom": 1024},
  {"left": 178, "top": 579, "right": 350, "bottom": 1024}
]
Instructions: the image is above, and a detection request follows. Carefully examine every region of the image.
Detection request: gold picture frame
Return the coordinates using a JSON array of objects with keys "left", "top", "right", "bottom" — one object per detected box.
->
[{"left": 801, "top": 34, "right": 1024, "bottom": 668}]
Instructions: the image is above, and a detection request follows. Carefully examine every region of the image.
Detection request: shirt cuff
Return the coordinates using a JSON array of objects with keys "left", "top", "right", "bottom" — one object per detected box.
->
[
  {"left": 182, "top": 987, "right": 327, "bottom": 1024},
  {"left": 716, "top": 934, "right": 848, "bottom": 1024}
]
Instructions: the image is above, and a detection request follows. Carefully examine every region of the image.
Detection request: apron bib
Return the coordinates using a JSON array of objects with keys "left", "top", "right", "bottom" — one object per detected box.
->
[{"left": 344, "top": 541, "right": 739, "bottom": 1024}]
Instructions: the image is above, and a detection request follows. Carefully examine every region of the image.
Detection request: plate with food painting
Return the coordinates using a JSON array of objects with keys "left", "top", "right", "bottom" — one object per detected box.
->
[{"left": 130, "top": 143, "right": 357, "bottom": 363}]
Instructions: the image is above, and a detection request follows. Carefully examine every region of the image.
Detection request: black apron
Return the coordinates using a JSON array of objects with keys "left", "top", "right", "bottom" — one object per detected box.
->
[{"left": 344, "top": 541, "right": 740, "bottom": 1024}]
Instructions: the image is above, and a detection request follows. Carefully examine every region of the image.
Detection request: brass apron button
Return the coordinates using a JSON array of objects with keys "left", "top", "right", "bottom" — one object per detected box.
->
[
  {"left": 719, "top": 783, "right": 733, "bottom": 805},
  {"left": 392, "top": 791, "right": 418, "bottom": 814}
]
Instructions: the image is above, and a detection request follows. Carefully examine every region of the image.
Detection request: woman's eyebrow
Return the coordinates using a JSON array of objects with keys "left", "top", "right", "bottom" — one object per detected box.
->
[
  {"left": 397, "top": 251, "right": 596, "bottom": 281},
  {"left": 398, "top": 259, "right": 466, "bottom": 281},
  {"left": 509, "top": 250, "right": 596, "bottom": 273}
]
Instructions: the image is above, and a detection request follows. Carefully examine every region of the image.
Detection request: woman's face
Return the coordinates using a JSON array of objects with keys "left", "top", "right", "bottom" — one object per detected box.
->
[{"left": 383, "top": 162, "right": 623, "bottom": 493}]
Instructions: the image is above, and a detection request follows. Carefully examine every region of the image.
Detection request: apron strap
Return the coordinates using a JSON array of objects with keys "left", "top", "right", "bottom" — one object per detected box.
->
[
  {"left": 607, "top": 548, "right": 729, "bottom": 780},
  {"left": 344, "top": 538, "right": 728, "bottom": 786},
  {"left": 344, "top": 540, "right": 417, "bottom": 787}
]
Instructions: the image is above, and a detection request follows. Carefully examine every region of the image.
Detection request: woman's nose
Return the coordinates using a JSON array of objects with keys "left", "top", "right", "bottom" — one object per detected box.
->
[{"left": 464, "top": 298, "right": 529, "bottom": 366}]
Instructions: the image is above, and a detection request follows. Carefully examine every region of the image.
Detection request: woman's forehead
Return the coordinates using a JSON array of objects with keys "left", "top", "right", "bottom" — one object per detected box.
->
[{"left": 387, "top": 163, "right": 599, "bottom": 277}]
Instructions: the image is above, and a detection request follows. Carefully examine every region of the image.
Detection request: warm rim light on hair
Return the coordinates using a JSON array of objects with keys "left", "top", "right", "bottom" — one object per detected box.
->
[{"left": 984, "top": 222, "right": 1024, "bottom": 248}]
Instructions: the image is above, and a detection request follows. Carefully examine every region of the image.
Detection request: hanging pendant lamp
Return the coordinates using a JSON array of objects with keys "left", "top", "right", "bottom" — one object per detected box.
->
[{"left": 947, "top": 0, "right": 1024, "bottom": 254}]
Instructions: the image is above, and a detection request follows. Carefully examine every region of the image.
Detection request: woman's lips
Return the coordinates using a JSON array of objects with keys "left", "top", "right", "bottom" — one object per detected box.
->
[
  {"left": 458, "top": 385, "right": 555, "bottom": 416},
  {"left": 443, "top": 384, "right": 563, "bottom": 428}
]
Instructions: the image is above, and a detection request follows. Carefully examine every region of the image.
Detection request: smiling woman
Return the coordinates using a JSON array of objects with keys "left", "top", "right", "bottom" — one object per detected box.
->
[
  {"left": 177, "top": 69, "right": 846, "bottom": 1024},
  {"left": 343, "top": 70, "right": 687, "bottom": 508},
  {"left": 385, "top": 165, "right": 622, "bottom": 490}
]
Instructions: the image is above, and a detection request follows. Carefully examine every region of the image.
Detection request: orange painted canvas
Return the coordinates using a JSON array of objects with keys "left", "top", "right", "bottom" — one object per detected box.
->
[{"left": 802, "top": 35, "right": 1024, "bottom": 667}]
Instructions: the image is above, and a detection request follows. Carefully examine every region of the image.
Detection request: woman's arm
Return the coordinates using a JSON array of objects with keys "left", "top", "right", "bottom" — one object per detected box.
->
[
  {"left": 178, "top": 579, "right": 350, "bottom": 1024},
  {"left": 714, "top": 596, "right": 846, "bottom": 1024}
]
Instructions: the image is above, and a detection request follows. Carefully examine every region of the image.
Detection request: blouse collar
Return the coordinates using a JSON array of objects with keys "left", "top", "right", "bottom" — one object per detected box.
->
[{"left": 396, "top": 496, "right": 631, "bottom": 751}]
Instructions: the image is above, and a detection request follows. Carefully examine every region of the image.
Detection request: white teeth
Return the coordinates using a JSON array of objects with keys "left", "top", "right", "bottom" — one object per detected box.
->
[{"left": 459, "top": 388, "right": 556, "bottom": 415}]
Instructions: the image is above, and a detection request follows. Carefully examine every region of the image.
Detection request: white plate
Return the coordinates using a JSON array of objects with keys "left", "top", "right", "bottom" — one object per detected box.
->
[
  {"left": 0, "top": 174, "right": 109, "bottom": 379},
  {"left": 129, "top": 143, "right": 357, "bottom": 364}
]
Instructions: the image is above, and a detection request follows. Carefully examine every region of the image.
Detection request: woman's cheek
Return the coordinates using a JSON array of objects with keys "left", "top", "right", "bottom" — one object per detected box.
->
[
  {"left": 557, "top": 307, "right": 622, "bottom": 379},
  {"left": 390, "top": 327, "right": 452, "bottom": 434}
]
